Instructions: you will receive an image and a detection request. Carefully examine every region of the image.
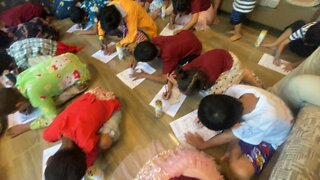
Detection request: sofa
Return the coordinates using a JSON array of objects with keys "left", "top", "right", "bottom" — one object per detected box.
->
[
  {"left": 257, "top": 48, "right": 320, "bottom": 179},
  {"left": 269, "top": 105, "right": 320, "bottom": 179},
  {"left": 220, "top": 0, "right": 319, "bottom": 30}
]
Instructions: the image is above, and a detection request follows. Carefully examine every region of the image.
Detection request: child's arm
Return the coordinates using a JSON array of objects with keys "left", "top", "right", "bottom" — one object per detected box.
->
[
  {"left": 74, "top": 23, "right": 98, "bottom": 35},
  {"left": 212, "top": 0, "right": 221, "bottom": 23},
  {"left": 119, "top": 10, "right": 139, "bottom": 46},
  {"left": 176, "top": 13, "right": 199, "bottom": 33},
  {"left": 169, "top": 13, "right": 177, "bottom": 29},
  {"left": 131, "top": 70, "right": 167, "bottom": 83},
  {"left": 29, "top": 97, "right": 57, "bottom": 130},
  {"left": 273, "top": 38, "right": 290, "bottom": 66},
  {"left": 7, "top": 97, "right": 57, "bottom": 138},
  {"left": 162, "top": 80, "right": 173, "bottom": 100},
  {"left": 185, "top": 129, "right": 237, "bottom": 149},
  {"left": 144, "top": 2, "right": 151, "bottom": 11}
]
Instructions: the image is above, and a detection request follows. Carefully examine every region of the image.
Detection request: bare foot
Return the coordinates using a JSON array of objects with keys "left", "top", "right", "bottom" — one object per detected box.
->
[
  {"left": 261, "top": 42, "right": 275, "bottom": 48},
  {"left": 220, "top": 152, "right": 230, "bottom": 163},
  {"left": 227, "top": 30, "right": 235, "bottom": 35},
  {"left": 230, "top": 34, "right": 242, "bottom": 42}
]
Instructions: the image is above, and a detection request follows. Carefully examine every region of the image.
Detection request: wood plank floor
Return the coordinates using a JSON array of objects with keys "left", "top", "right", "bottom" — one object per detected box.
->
[{"left": 0, "top": 14, "right": 302, "bottom": 180}]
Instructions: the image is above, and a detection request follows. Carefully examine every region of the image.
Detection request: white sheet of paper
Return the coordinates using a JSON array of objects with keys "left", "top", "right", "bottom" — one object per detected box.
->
[
  {"left": 66, "top": 22, "right": 93, "bottom": 33},
  {"left": 170, "top": 110, "right": 221, "bottom": 146},
  {"left": 42, "top": 143, "right": 61, "bottom": 180},
  {"left": 258, "top": 53, "right": 290, "bottom": 75},
  {"left": 91, "top": 43, "right": 117, "bottom": 63},
  {"left": 8, "top": 109, "right": 41, "bottom": 128},
  {"left": 150, "top": 86, "right": 186, "bottom": 117},
  {"left": 116, "top": 62, "right": 156, "bottom": 89},
  {"left": 159, "top": 23, "right": 183, "bottom": 36}
]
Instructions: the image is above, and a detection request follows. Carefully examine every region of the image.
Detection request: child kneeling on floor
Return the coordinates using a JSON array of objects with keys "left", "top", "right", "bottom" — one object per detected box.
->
[
  {"left": 163, "top": 49, "right": 262, "bottom": 99},
  {"left": 185, "top": 84, "right": 293, "bottom": 179},
  {"left": 44, "top": 87, "right": 121, "bottom": 180},
  {"left": 0, "top": 53, "right": 90, "bottom": 137},
  {"left": 98, "top": 0, "right": 157, "bottom": 54}
]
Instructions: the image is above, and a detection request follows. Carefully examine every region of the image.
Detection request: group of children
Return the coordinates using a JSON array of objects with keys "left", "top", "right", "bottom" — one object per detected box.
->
[{"left": 0, "top": 0, "right": 319, "bottom": 179}]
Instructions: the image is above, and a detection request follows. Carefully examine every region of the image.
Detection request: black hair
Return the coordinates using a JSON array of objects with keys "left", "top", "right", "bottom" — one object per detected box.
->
[
  {"left": 69, "top": 6, "right": 86, "bottom": 24},
  {"left": 198, "top": 94, "right": 243, "bottom": 131},
  {"left": 172, "top": 0, "right": 192, "bottom": 13},
  {"left": 0, "top": 88, "right": 24, "bottom": 116},
  {"left": 0, "top": 51, "right": 15, "bottom": 75},
  {"left": 0, "top": 30, "right": 12, "bottom": 49},
  {"left": 176, "top": 67, "right": 207, "bottom": 95},
  {"left": 45, "top": 145, "right": 87, "bottom": 180},
  {"left": 304, "top": 22, "right": 320, "bottom": 46},
  {"left": 98, "top": 5, "right": 122, "bottom": 33},
  {"left": 134, "top": 41, "right": 158, "bottom": 62}
]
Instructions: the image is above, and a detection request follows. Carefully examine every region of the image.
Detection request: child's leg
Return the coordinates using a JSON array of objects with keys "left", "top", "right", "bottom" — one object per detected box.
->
[
  {"left": 229, "top": 9, "right": 245, "bottom": 41},
  {"left": 230, "top": 23, "right": 242, "bottom": 41},
  {"left": 99, "top": 111, "right": 122, "bottom": 150},
  {"left": 241, "top": 69, "right": 263, "bottom": 88},
  {"left": 228, "top": 140, "right": 255, "bottom": 180},
  {"left": 261, "top": 28, "right": 292, "bottom": 48},
  {"left": 55, "top": 81, "right": 89, "bottom": 106}
]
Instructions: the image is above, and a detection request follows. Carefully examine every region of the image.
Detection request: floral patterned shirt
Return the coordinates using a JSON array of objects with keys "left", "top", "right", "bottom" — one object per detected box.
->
[
  {"left": 15, "top": 53, "right": 90, "bottom": 130},
  {"left": 80, "top": 0, "right": 108, "bottom": 24}
]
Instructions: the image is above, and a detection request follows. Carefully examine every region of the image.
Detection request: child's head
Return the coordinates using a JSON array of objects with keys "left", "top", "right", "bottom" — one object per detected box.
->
[
  {"left": 175, "top": 67, "right": 207, "bottom": 95},
  {"left": 198, "top": 94, "right": 243, "bottom": 131},
  {"left": 172, "top": 0, "right": 191, "bottom": 13},
  {"left": 69, "top": 6, "right": 86, "bottom": 25},
  {"left": 0, "top": 51, "right": 15, "bottom": 74},
  {"left": 0, "top": 30, "right": 12, "bottom": 49},
  {"left": 0, "top": 88, "right": 30, "bottom": 116},
  {"left": 45, "top": 145, "right": 87, "bottom": 180},
  {"left": 99, "top": 5, "right": 122, "bottom": 34},
  {"left": 304, "top": 22, "right": 320, "bottom": 46},
  {"left": 134, "top": 41, "right": 159, "bottom": 62}
]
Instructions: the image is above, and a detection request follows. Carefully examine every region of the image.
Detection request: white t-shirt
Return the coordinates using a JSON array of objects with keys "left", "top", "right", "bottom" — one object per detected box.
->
[{"left": 225, "top": 85, "right": 293, "bottom": 149}]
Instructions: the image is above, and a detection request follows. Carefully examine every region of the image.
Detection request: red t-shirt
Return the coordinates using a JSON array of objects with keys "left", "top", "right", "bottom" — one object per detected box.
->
[
  {"left": 190, "top": 0, "right": 211, "bottom": 14},
  {"left": 43, "top": 93, "right": 121, "bottom": 166},
  {"left": 182, "top": 49, "right": 233, "bottom": 86},
  {"left": 151, "top": 30, "right": 202, "bottom": 74},
  {"left": 0, "top": 3, "right": 43, "bottom": 27}
]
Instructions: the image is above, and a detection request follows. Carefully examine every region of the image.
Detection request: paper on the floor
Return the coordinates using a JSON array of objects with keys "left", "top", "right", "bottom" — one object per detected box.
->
[
  {"left": 170, "top": 110, "right": 221, "bottom": 146},
  {"left": 116, "top": 62, "right": 156, "bottom": 89},
  {"left": 91, "top": 42, "right": 117, "bottom": 63},
  {"left": 66, "top": 22, "right": 93, "bottom": 33},
  {"left": 42, "top": 143, "right": 61, "bottom": 180},
  {"left": 159, "top": 23, "right": 183, "bottom": 36},
  {"left": 8, "top": 109, "right": 41, "bottom": 128},
  {"left": 258, "top": 53, "right": 290, "bottom": 75},
  {"left": 150, "top": 86, "right": 186, "bottom": 117}
]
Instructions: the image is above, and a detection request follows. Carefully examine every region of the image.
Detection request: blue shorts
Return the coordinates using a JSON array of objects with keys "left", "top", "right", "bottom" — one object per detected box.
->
[
  {"left": 230, "top": 9, "right": 246, "bottom": 25},
  {"left": 239, "top": 141, "right": 275, "bottom": 175}
]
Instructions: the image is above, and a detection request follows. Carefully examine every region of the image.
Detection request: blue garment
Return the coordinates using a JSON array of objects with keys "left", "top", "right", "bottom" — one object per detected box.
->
[
  {"left": 52, "top": 0, "right": 76, "bottom": 19},
  {"left": 80, "top": 0, "right": 108, "bottom": 24},
  {"left": 230, "top": 9, "right": 246, "bottom": 25}
]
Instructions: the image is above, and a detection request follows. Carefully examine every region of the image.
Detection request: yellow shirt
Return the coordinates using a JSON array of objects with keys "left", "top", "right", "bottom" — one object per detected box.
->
[{"left": 98, "top": 0, "right": 157, "bottom": 45}]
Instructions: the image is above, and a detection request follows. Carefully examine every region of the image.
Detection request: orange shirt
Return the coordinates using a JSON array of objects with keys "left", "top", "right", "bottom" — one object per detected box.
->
[{"left": 98, "top": 0, "right": 157, "bottom": 45}]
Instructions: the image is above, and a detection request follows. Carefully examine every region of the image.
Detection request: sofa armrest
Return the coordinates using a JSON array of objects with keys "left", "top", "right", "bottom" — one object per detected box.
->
[{"left": 270, "top": 106, "right": 320, "bottom": 179}]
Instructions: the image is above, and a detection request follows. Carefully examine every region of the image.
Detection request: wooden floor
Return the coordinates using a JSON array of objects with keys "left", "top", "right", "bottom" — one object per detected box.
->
[{"left": 0, "top": 14, "right": 302, "bottom": 180}]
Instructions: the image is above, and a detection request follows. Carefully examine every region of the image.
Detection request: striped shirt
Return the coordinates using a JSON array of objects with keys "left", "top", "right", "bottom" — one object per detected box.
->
[
  {"left": 6, "top": 38, "right": 57, "bottom": 70},
  {"left": 289, "top": 21, "right": 317, "bottom": 41},
  {"left": 233, "top": 0, "right": 256, "bottom": 13}
]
